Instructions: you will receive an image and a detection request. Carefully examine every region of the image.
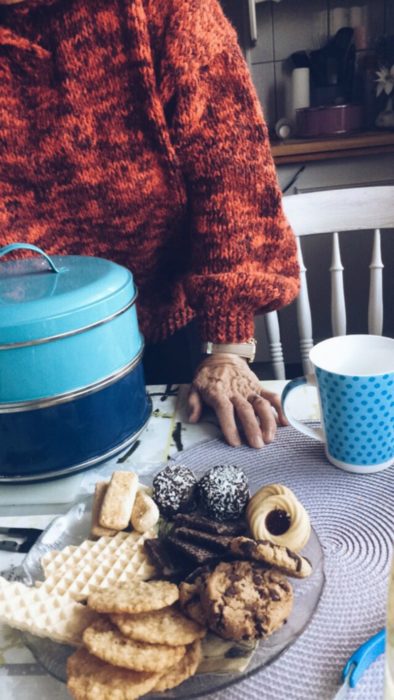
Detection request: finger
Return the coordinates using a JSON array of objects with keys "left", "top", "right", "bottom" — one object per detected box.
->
[
  {"left": 212, "top": 398, "right": 242, "bottom": 447},
  {"left": 187, "top": 388, "right": 203, "bottom": 423},
  {"left": 261, "top": 390, "right": 289, "bottom": 427},
  {"left": 232, "top": 397, "right": 264, "bottom": 449},
  {"left": 252, "top": 395, "right": 277, "bottom": 443}
]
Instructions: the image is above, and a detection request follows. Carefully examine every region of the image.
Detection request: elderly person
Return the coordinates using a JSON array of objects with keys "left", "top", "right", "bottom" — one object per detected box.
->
[{"left": 0, "top": 0, "right": 299, "bottom": 448}]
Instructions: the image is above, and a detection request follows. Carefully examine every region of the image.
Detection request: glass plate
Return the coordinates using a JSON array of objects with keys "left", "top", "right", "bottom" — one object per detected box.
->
[{"left": 18, "top": 496, "right": 325, "bottom": 698}]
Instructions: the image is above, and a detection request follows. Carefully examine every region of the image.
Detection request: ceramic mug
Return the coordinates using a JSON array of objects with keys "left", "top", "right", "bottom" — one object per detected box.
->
[{"left": 281, "top": 335, "right": 394, "bottom": 474}]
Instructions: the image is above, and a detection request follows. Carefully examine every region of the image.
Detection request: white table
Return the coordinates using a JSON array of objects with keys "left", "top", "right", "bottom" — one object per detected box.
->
[{"left": 0, "top": 380, "right": 380, "bottom": 699}]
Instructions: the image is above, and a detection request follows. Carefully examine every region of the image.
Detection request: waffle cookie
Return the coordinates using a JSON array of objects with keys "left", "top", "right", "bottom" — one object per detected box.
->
[
  {"left": 0, "top": 576, "right": 96, "bottom": 646},
  {"left": 40, "top": 530, "right": 157, "bottom": 600}
]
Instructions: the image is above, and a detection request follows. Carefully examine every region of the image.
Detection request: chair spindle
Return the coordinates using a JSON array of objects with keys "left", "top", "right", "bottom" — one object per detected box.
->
[
  {"left": 368, "top": 228, "right": 384, "bottom": 335},
  {"left": 330, "top": 232, "right": 346, "bottom": 336},
  {"left": 264, "top": 311, "right": 286, "bottom": 379},
  {"left": 295, "top": 237, "right": 314, "bottom": 375}
]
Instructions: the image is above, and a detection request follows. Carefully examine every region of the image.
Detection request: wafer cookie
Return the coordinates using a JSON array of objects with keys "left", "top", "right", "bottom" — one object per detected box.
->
[
  {"left": 40, "top": 539, "right": 156, "bottom": 600},
  {"left": 0, "top": 576, "right": 96, "bottom": 646},
  {"left": 41, "top": 530, "right": 154, "bottom": 581}
]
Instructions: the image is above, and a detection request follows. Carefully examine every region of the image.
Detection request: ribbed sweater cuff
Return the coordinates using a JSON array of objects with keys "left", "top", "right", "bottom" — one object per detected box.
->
[{"left": 197, "top": 309, "right": 255, "bottom": 344}]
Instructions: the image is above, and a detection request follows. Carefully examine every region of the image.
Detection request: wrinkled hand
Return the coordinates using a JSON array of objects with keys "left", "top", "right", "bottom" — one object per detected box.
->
[{"left": 187, "top": 353, "right": 288, "bottom": 448}]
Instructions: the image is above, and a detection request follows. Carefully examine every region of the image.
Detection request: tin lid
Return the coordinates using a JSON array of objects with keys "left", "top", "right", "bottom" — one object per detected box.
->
[{"left": 0, "top": 243, "right": 136, "bottom": 344}]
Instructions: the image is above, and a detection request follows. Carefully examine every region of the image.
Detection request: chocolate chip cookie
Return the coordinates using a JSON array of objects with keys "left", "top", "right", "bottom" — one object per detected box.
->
[
  {"left": 199, "top": 560, "right": 293, "bottom": 641},
  {"left": 229, "top": 536, "right": 312, "bottom": 578}
]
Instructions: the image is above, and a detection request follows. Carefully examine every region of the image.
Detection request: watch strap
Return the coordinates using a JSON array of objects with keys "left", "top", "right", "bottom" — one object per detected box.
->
[{"left": 201, "top": 339, "right": 257, "bottom": 363}]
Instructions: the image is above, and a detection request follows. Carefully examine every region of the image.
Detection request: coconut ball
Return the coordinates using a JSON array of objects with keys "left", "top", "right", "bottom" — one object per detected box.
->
[
  {"left": 197, "top": 464, "right": 249, "bottom": 521},
  {"left": 152, "top": 464, "right": 197, "bottom": 519}
]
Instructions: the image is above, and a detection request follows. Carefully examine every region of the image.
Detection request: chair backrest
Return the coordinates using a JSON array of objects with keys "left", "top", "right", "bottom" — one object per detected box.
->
[{"left": 264, "top": 186, "right": 394, "bottom": 379}]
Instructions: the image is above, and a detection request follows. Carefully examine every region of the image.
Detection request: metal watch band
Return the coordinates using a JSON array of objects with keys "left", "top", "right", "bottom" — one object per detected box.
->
[{"left": 201, "top": 339, "right": 257, "bottom": 363}]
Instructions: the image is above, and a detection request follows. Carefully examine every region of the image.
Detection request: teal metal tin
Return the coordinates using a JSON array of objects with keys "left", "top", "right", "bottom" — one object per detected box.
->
[{"left": 0, "top": 243, "right": 143, "bottom": 403}]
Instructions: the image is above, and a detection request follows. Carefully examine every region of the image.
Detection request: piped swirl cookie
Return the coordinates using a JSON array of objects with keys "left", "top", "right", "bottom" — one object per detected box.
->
[{"left": 246, "top": 484, "right": 311, "bottom": 552}]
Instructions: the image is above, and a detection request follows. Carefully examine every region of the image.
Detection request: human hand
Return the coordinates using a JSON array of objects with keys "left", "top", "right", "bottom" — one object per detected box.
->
[{"left": 187, "top": 353, "right": 288, "bottom": 449}]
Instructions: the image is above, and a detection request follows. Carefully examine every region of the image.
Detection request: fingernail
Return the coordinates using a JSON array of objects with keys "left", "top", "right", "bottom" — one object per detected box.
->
[
  {"left": 253, "top": 436, "right": 264, "bottom": 448},
  {"left": 264, "top": 431, "right": 274, "bottom": 444},
  {"left": 231, "top": 437, "right": 242, "bottom": 447}
]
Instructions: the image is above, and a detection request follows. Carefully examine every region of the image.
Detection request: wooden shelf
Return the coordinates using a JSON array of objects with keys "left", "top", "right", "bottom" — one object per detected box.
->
[{"left": 271, "top": 130, "right": 394, "bottom": 165}]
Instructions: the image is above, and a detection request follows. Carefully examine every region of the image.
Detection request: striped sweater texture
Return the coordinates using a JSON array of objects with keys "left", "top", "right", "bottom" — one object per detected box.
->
[{"left": 0, "top": 0, "right": 299, "bottom": 344}]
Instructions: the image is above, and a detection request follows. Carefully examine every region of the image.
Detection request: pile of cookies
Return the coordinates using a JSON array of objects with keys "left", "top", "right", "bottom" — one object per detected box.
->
[
  {"left": 67, "top": 579, "right": 206, "bottom": 699},
  {"left": 0, "top": 464, "right": 314, "bottom": 700}
]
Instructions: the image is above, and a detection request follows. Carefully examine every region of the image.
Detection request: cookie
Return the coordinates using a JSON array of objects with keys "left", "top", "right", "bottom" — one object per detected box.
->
[
  {"left": 178, "top": 568, "right": 211, "bottom": 627},
  {"left": 87, "top": 580, "right": 179, "bottom": 614},
  {"left": 67, "top": 647, "right": 161, "bottom": 700},
  {"left": 173, "top": 526, "right": 232, "bottom": 553},
  {"left": 173, "top": 512, "right": 246, "bottom": 536},
  {"left": 153, "top": 464, "right": 197, "bottom": 518},
  {"left": 247, "top": 484, "right": 311, "bottom": 552},
  {"left": 111, "top": 605, "right": 206, "bottom": 645},
  {"left": 200, "top": 560, "right": 293, "bottom": 641},
  {"left": 131, "top": 490, "right": 160, "bottom": 534},
  {"left": 166, "top": 533, "right": 222, "bottom": 567},
  {"left": 152, "top": 639, "right": 202, "bottom": 692},
  {"left": 90, "top": 482, "right": 117, "bottom": 539},
  {"left": 40, "top": 531, "right": 156, "bottom": 600},
  {"left": 197, "top": 465, "right": 249, "bottom": 521},
  {"left": 143, "top": 538, "right": 187, "bottom": 580},
  {"left": 83, "top": 617, "right": 186, "bottom": 672},
  {"left": 0, "top": 576, "right": 97, "bottom": 647},
  {"left": 229, "top": 536, "right": 312, "bottom": 578},
  {"left": 99, "top": 471, "right": 138, "bottom": 531}
]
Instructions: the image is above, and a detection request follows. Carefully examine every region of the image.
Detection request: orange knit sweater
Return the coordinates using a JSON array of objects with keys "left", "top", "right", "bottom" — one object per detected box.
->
[{"left": 0, "top": 0, "right": 299, "bottom": 344}]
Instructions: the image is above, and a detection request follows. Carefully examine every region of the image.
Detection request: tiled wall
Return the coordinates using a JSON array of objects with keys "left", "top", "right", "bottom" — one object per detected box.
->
[{"left": 224, "top": 0, "right": 394, "bottom": 130}]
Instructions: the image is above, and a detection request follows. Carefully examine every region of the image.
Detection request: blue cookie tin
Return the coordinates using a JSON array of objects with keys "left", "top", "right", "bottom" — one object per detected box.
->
[{"left": 0, "top": 243, "right": 151, "bottom": 481}]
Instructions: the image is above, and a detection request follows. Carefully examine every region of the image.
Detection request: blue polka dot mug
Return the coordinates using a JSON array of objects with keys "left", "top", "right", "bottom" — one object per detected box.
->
[{"left": 281, "top": 335, "right": 394, "bottom": 474}]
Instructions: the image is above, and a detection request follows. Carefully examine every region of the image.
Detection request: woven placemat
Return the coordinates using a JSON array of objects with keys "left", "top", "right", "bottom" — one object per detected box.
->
[{"left": 168, "top": 426, "right": 393, "bottom": 700}]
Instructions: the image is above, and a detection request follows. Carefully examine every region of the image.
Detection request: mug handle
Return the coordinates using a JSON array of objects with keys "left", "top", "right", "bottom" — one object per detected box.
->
[
  {"left": 0, "top": 242, "right": 60, "bottom": 273},
  {"left": 281, "top": 374, "right": 325, "bottom": 442}
]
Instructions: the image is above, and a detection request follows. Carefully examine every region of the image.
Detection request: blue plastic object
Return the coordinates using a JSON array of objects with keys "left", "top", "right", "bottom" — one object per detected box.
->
[{"left": 342, "top": 629, "right": 386, "bottom": 688}]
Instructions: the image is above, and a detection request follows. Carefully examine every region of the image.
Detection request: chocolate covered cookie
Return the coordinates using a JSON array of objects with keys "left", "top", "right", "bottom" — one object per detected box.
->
[
  {"left": 153, "top": 464, "right": 197, "bottom": 518},
  {"left": 197, "top": 465, "right": 249, "bottom": 521}
]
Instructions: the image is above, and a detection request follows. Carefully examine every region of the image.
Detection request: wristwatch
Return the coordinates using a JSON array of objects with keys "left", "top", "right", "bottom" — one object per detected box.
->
[{"left": 201, "top": 338, "right": 257, "bottom": 363}]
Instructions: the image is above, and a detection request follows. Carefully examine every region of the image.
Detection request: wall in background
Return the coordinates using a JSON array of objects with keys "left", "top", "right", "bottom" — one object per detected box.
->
[{"left": 223, "top": 0, "right": 394, "bottom": 130}]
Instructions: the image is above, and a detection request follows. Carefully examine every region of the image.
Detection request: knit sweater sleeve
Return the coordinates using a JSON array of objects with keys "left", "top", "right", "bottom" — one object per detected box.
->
[{"left": 147, "top": 0, "right": 300, "bottom": 343}]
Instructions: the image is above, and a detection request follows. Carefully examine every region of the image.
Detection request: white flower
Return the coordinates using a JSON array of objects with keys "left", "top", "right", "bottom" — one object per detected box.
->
[{"left": 376, "top": 65, "right": 394, "bottom": 96}]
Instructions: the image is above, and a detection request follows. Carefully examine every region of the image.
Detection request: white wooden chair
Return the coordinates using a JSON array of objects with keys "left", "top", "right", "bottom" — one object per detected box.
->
[{"left": 265, "top": 185, "right": 394, "bottom": 379}]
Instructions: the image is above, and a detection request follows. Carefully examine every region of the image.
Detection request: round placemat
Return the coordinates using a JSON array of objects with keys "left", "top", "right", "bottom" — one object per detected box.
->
[{"left": 167, "top": 426, "right": 393, "bottom": 700}]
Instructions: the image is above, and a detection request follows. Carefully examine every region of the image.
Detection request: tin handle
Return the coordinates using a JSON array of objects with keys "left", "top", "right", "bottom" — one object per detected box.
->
[{"left": 0, "top": 243, "right": 60, "bottom": 273}]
